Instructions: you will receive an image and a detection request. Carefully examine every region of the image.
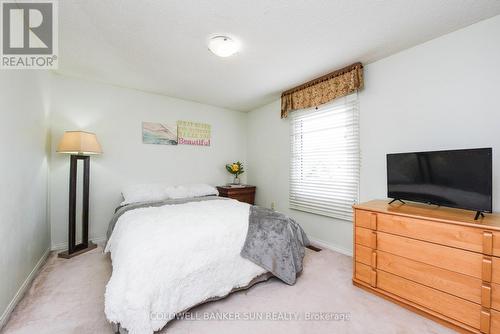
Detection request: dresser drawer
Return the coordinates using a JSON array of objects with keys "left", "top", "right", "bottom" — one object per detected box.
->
[
  {"left": 355, "top": 244, "right": 375, "bottom": 267},
  {"left": 355, "top": 262, "right": 376, "bottom": 286},
  {"left": 493, "top": 257, "right": 500, "bottom": 285},
  {"left": 355, "top": 227, "right": 377, "bottom": 248},
  {"left": 492, "top": 309, "right": 500, "bottom": 333},
  {"left": 355, "top": 210, "right": 378, "bottom": 229},
  {"left": 377, "top": 251, "right": 481, "bottom": 304},
  {"left": 490, "top": 259, "right": 500, "bottom": 310},
  {"left": 377, "top": 270, "right": 481, "bottom": 329},
  {"left": 493, "top": 232, "right": 500, "bottom": 257},
  {"left": 492, "top": 283, "right": 500, "bottom": 311},
  {"left": 377, "top": 213, "right": 485, "bottom": 254},
  {"left": 377, "top": 232, "right": 483, "bottom": 278}
]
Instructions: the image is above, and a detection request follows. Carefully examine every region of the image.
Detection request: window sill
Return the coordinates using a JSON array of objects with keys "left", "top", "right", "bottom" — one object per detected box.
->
[{"left": 289, "top": 205, "right": 353, "bottom": 222}]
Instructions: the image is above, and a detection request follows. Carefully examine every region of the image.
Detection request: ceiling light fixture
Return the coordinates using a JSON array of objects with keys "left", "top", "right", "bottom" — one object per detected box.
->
[{"left": 208, "top": 35, "right": 240, "bottom": 57}]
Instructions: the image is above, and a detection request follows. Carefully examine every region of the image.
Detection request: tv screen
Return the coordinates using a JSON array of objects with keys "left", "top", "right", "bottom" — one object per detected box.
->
[{"left": 387, "top": 148, "right": 492, "bottom": 212}]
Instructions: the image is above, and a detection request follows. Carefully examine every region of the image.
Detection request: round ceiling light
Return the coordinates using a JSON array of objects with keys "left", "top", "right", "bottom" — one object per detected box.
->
[{"left": 208, "top": 35, "right": 240, "bottom": 57}]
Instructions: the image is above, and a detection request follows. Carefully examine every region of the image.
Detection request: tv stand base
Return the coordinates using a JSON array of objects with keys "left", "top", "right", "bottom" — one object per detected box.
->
[
  {"left": 388, "top": 198, "right": 406, "bottom": 205},
  {"left": 474, "top": 211, "right": 485, "bottom": 221}
]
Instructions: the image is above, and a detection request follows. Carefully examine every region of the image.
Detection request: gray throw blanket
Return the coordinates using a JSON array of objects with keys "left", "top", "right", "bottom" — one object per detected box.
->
[
  {"left": 105, "top": 197, "right": 309, "bottom": 285},
  {"left": 241, "top": 205, "right": 310, "bottom": 285}
]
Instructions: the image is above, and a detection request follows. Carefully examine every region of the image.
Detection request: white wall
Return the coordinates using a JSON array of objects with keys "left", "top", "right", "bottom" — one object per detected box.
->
[
  {"left": 359, "top": 15, "right": 500, "bottom": 205},
  {"left": 0, "top": 71, "right": 50, "bottom": 323},
  {"left": 247, "top": 15, "right": 500, "bottom": 254},
  {"left": 49, "top": 74, "right": 248, "bottom": 248}
]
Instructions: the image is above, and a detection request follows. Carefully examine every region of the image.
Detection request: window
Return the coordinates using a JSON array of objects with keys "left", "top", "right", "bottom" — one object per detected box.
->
[{"left": 289, "top": 93, "right": 360, "bottom": 221}]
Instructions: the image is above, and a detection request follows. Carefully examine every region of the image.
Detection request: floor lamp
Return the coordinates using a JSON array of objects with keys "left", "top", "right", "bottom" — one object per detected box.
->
[{"left": 57, "top": 131, "right": 102, "bottom": 258}]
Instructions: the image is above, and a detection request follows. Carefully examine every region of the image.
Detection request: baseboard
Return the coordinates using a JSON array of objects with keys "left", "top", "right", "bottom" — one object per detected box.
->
[
  {"left": 0, "top": 248, "right": 50, "bottom": 330},
  {"left": 308, "top": 236, "right": 353, "bottom": 257},
  {"left": 50, "top": 236, "right": 107, "bottom": 251}
]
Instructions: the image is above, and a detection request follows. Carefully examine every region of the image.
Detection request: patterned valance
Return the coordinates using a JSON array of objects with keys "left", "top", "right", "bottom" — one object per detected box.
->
[{"left": 281, "top": 62, "right": 364, "bottom": 118}]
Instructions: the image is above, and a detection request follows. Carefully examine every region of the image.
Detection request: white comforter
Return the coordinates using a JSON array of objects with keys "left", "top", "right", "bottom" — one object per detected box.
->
[{"left": 104, "top": 199, "right": 267, "bottom": 334}]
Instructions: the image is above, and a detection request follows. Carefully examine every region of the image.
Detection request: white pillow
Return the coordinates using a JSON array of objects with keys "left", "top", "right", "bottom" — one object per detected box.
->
[
  {"left": 121, "top": 183, "right": 169, "bottom": 205},
  {"left": 165, "top": 184, "right": 219, "bottom": 199},
  {"left": 121, "top": 183, "right": 218, "bottom": 205}
]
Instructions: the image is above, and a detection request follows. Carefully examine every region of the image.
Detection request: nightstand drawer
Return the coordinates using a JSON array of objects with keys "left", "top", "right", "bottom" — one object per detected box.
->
[
  {"left": 230, "top": 193, "right": 255, "bottom": 204},
  {"left": 216, "top": 186, "right": 256, "bottom": 205}
]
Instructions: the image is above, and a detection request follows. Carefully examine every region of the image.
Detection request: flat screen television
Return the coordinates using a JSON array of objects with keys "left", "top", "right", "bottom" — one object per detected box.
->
[{"left": 387, "top": 148, "right": 492, "bottom": 217}]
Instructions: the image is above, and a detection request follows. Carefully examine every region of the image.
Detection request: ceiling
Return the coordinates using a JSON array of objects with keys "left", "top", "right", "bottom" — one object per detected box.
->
[{"left": 57, "top": 0, "right": 500, "bottom": 111}]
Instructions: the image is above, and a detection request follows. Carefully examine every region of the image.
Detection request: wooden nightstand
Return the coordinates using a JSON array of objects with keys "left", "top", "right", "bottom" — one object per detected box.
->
[{"left": 217, "top": 185, "right": 256, "bottom": 205}]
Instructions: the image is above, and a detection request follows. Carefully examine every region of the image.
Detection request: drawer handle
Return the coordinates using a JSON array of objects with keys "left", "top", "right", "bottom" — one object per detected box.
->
[
  {"left": 480, "top": 308, "right": 491, "bottom": 334},
  {"left": 482, "top": 257, "right": 492, "bottom": 283},
  {"left": 483, "top": 232, "right": 493, "bottom": 256},
  {"left": 370, "top": 213, "right": 377, "bottom": 230},
  {"left": 371, "top": 231, "right": 377, "bottom": 249},
  {"left": 370, "top": 269, "right": 377, "bottom": 288},
  {"left": 371, "top": 251, "right": 377, "bottom": 268},
  {"left": 481, "top": 283, "right": 492, "bottom": 308}
]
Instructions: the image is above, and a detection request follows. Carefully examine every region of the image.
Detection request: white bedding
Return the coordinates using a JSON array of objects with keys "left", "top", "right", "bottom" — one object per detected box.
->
[
  {"left": 104, "top": 198, "right": 267, "bottom": 334},
  {"left": 120, "top": 183, "right": 219, "bottom": 205}
]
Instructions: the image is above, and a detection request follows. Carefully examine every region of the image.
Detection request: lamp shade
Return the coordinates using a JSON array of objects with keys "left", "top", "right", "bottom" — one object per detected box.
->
[{"left": 57, "top": 131, "right": 103, "bottom": 155}]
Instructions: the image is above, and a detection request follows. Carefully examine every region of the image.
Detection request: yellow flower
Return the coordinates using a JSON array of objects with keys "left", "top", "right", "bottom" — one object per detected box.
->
[{"left": 231, "top": 164, "right": 239, "bottom": 172}]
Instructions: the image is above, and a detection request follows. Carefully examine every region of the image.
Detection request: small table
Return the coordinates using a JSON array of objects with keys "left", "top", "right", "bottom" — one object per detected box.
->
[{"left": 217, "top": 185, "right": 256, "bottom": 205}]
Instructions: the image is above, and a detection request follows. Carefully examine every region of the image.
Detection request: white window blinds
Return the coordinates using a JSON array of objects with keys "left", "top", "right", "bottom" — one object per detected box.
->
[{"left": 289, "top": 93, "right": 360, "bottom": 221}]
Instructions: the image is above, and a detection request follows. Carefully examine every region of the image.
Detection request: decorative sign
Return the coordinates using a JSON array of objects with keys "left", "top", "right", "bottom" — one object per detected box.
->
[
  {"left": 142, "top": 122, "right": 178, "bottom": 145},
  {"left": 177, "top": 120, "right": 211, "bottom": 146}
]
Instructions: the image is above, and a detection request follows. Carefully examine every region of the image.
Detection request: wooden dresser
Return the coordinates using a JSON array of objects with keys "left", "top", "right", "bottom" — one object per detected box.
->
[
  {"left": 353, "top": 200, "right": 500, "bottom": 334},
  {"left": 216, "top": 185, "right": 256, "bottom": 205}
]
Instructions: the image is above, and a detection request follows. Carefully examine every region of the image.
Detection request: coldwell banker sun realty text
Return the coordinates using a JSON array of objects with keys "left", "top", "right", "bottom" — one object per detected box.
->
[{"left": 1, "top": 0, "right": 58, "bottom": 69}]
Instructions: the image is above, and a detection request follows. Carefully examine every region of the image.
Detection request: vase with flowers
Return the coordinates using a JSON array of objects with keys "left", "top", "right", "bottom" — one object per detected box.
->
[{"left": 225, "top": 161, "right": 244, "bottom": 185}]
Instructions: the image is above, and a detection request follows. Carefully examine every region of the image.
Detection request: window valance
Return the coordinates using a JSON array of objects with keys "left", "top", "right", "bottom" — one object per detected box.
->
[{"left": 281, "top": 62, "right": 364, "bottom": 118}]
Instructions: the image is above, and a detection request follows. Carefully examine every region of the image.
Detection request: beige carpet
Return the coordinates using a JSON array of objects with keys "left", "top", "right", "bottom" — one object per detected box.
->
[{"left": 1, "top": 246, "right": 456, "bottom": 334}]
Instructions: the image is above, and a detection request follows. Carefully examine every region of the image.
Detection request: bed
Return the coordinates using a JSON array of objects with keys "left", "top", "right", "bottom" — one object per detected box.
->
[{"left": 104, "top": 184, "right": 309, "bottom": 334}]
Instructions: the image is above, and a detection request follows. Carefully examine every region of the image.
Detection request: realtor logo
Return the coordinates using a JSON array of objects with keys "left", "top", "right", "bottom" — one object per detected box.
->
[{"left": 1, "top": 0, "right": 58, "bottom": 69}]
